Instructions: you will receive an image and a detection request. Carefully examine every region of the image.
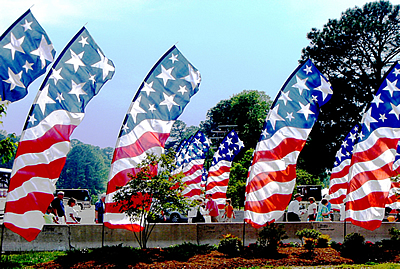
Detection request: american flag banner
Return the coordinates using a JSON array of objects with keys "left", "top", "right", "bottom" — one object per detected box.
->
[
  {"left": 172, "top": 136, "right": 191, "bottom": 175},
  {"left": 104, "top": 45, "right": 201, "bottom": 231},
  {"left": 206, "top": 130, "right": 244, "bottom": 209},
  {"left": 244, "top": 59, "right": 333, "bottom": 228},
  {"left": 181, "top": 131, "right": 210, "bottom": 199},
  {"left": 346, "top": 62, "right": 400, "bottom": 230},
  {"left": 3, "top": 27, "right": 115, "bottom": 242},
  {"left": 0, "top": 10, "right": 55, "bottom": 103},
  {"left": 328, "top": 124, "right": 360, "bottom": 212},
  {"left": 386, "top": 181, "right": 400, "bottom": 210}
]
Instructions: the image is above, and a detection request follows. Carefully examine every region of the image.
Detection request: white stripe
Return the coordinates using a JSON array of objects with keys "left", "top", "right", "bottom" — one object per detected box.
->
[
  {"left": 6, "top": 177, "right": 57, "bottom": 202},
  {"left": 245, "top": 209, "right": 285, "bottom": 225},
  {"left": 207, "top": 172, "right": 229, "bottom": 183},
  {"left": 329, "top": 188, "right": 347, "bottom": 200},
  {"left": 246, "top": 178, "right": 296, "bottom": 202},
  {"left": 12, "top": 141, "right": 71, "bottom": 177},
  {"left": 117, "top": 119, "right": 174, "bottom": 148},
  {"left": 347, "top": 178, "right": 391, "bottom": 202},
  {"left": 208, "top": 160, "right": 231, "bottom": 173},
  {"left": 346, "top": 207, "right": 385, "bottom": 222},
  {"left": 4, "top": 210, "right": 45, "bottom": 229},
  {"left": 350, "top": 148, "right": 396, "bottom": 180},
  {"left": 21, "top": 110, "right": 84, "bottom": 142},
  {"left": 255, "top": 126, "right": 310, "bottom": 152},
  {"left": 352, "top": 127, "right": 400, "bottom": 154},
  {"left": 108, "top": 146, "right": 164, "bottom": 181},
  {"left": 331, "top": 159, "right": 351, "bottom": 174}
]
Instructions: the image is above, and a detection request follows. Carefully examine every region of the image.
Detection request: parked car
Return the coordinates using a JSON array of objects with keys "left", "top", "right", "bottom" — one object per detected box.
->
[{"left": 147, "top": 208, "right": 191, "bottom": 223}]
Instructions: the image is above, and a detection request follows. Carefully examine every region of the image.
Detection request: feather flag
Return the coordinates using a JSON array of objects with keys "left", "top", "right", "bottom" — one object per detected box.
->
[
  {"left": 328, "top": 124, "right": 360, "bottom": 212},
  {"left": 0, "top": 10, "right": 55, "bottom": 103},
  {"left": 3, "top": 27, "right": 115, "bottom": 241},
  {"left": 206, "top": 130, "right": 244, "bottom": 209},
  {"left": 346, "top": 62, "right": 400, "bottom": 230},
  {"left": 244, "top": 59, "right": 333, "bottom": 228},
  {"left": 181, "top": 131, "right": 210, "bottom": 199},
  {"left": 104, "top": 46, "right": 201, "bottom": 232}
]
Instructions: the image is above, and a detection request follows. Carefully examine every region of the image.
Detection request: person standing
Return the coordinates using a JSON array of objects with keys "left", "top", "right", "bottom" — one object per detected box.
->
[
  {"left": 95, "top": 193, "right": 106, "bottom": 223},
  {"left": 307, "top": 197, "right": 317, "bottom": 221},
  {"left": 287, "top": 193, "right": 303, "bottom": 221},
  {"left": 316, "top": 198, "right": 331, "bottom": 221},
  {"left": 66, "top": 198, "right": 80, "bottom": 224},
  {"left": 51, "top": 191, "right": 66, "bottom": 224},
  {"left": 223, "top": 199, "right": 235, "bottom": 222},
  {"left": 205, "top": 194, "right": 219, "bottom": 222}
]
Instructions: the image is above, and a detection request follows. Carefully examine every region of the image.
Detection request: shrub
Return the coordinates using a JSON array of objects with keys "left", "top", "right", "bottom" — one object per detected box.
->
[
  {"left": 341, "top": 232, "right": 366, "bottom": 262},
  {"left": 303, "top": 237, "right": 317, "bottom": 252},
  {"left": 295, "top": 228, "right": 321, "bottom": 245},
  {"left": 330, "top": 241, "right": 342, "bottom": 251},
  {"left": 256, "top": 223, "right": 288, "bottom": 252},
  {"left": 165, "top": 242, "right": 213, "bottom": 261},
  {"left": 218, "top": 234, "right": 243, "bottom": 257},
  {"left": 388, "top": 227, "right": 400, "bottom": 241},
  {"left": 316, "top": 234, "right": 331, "bottom": 248}
]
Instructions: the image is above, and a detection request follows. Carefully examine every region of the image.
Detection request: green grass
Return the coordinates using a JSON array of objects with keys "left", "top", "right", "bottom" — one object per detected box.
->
[{"left": 0, "top": 251, "right": 65, "bottom": 268}]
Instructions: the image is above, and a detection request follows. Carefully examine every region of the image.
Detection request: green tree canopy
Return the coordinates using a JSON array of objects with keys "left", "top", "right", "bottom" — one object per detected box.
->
[
  {"left": 200, "top": 90, "right": 272, "bottom": 151},
  {"left": 300, "top": 0, "right": 400, "bottom": 176},
  {"left": 165, "top": 120, "right": 199, "bottom": 151}
]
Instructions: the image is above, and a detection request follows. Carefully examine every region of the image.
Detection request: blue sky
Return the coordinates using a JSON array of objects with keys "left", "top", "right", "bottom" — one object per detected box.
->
[{"left": 1, "top": 0, "right": 397, "bottom": 148}]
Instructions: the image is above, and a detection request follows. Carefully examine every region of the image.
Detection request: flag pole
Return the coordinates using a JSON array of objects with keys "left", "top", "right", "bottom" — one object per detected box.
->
[
  {"left": 242, "top": 201, "right": 246, "bottom": 246},
  {"left": 343, "top": 202, "right": 347, "bottom": 241}
]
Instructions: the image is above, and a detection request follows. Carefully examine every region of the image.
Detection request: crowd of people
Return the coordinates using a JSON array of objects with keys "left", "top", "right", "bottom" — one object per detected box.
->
[{"left": 287, "top": 193, "right": 335, "bottom": 222}]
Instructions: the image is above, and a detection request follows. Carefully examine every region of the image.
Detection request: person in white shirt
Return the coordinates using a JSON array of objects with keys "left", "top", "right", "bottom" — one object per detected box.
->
[
  {"left": 307, "top": 197, "right": 317, "bottom": 221},
  {"left": 287, "top": 193, "right": 303, "bottom": 221},
  {"left": 66, "top": 198, "right": 80, "bottom": 224}
]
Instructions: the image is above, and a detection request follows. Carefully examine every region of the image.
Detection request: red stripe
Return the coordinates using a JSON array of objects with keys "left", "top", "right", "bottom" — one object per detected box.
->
[
  {"left": 245, "top": 193, "right": 292, "bottom": 213},
  {"left": 104, "top": 222, "right": 144, "bottom": 232},
  {"left": 347, "top": 191, "right": 389, "bottom": 211},
  {"left": 244, "top": 218, "right": 273, "bottom": 229},
  {"left": 330, "top": 195, "right": 346, "bottom": 206},
  {"left": 4, "top": 222, "right": 40, "bottom": 242},
  {"left": 112, "top": 132, "right": 169, "bottom": 163},
  {"left": 330, "top": 165, "right": 350, "bottom": 181},
  {"left": 16, "top": 125, "right": 76, "bottom": 157},
  {"left": 8, "top": 158, "right": 67, "bottom": 192},
  {"left": 329, "top": 182, "right": 348, "bottom": 194},
  {"left": 208, "top": 166, "right": 230, "bottom": 177},
  {"left": 252, "top": 138, "right": 305, "bottom": 164},
  {"left": 245, "top": 164, "right": 296, "bottom": 194},
  {"left": 183, "top": 189, "right": 202, "bottom": 198},
  {"left": 182, "top": 175, "right": 201, "bottom": 186},
  {"left": 352, "top": 137, "right": 397, "bottom": 163},
  {"left": 209, "top": 192, "right": 226, "bottom": 200},
  {"left": 346, "top": 217, "right": 382, "bottom": 231},
  {"left": 348, "top": 163, "right": 393, "bottom": 192},
  {"left": 5, "top": 192, "right": 54, "bottom": 214},
  {"left": 206, "top": 178, "right": 229, "bottom": 191},
  {"left": 183, "top": 164, "right": 204, "bottom": 177}
]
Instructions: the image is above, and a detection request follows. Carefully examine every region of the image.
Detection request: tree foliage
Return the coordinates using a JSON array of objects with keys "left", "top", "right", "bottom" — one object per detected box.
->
[
  {"left": 112, "top": 151, "right": 194, "bottom": 249},
  {"left": 165, "top": 120, "right": 199, "bottom": 151},
  {"left": 200, "top": 90, "right": 272, "bottom": 151},
  {"left": 300, "top": 1, "right": 400, "bottom": 175},
  {"left": 0, "top": 104, "right": 18, "bottom": 166}
]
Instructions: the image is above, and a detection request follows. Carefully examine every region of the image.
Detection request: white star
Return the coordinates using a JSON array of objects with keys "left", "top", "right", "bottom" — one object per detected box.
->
[
  {"left": 56, "top": 92, "right": 64, "bottom": 103},
  {"left": 183, "top": 64, "right": 201, "bottom": 89},
  {"left": 278, "top": 91, "right": 292, "bottom": 105},
  {"left": 315, "top": 75, "right": 333, "bottom": 101},
  {"left": 266, "top": 104, "right": 285, "bottom": 129},
  {"left": 35, "top": 85, "right": 55, "bottom": 114},
  {"left": 156, "top": 65, "right": 175, "bottom": 86},
  {"left": 292, "top": 75, "right": 309, "bottom": 95},
  {"left": 235, "top": 139, "right": 244, "bottom": 149},
  {"left": 383, "top": 79, "right": 400, "bottom": 97},
  {"left": 297, "top": 102, "right": 314, "bottom": 120},
  {"left": 389, "top": 102, "right": 400, "bottom": 120},
  {"left": 148, "top": 104, "right": 156, "bottom": 112},
  {"left": 312, "top": 95, "right": 318, "bottom": 102},
  {"left": 261, "top": 129, "right": 269, "bottom": 137},
  {"left": 379, "top": 113, "right": 387, "bottom": 122},
  {"left": 362, "top": 107, "right": 378, "bottom": 131},
  {"left": 227, "top": 149, "right": 234, "bottom": 157},
  {"left": 286, "top": 112, "right": 294, "bottom": 121},
  {"left": 30, "top": 35, "right": 54, "bottom": 68},
  {"left": 49, "top": 68, "right": 63, "bottom": 85},
  {"left": 169, "top": 53, "right": 178, "bottom": 63},
  {"left": 371, "top": 93, "right": 384, "bottom": 108},
  {"left": 219, "top": 143, "right": 225, "bottom": 150},
  {"left": 393, "top": 68, "right": 400, "bottom": 77},
  {"left": 28, "top": 114, "right": 37, "bottom": 124},
  {"left": 68, "top": 80, "right": 87, "bottom": 102},
  {"left": 303, "top": 65, "right": 312, "bottom": 74},
  {"left": 341, "top": 140, "right": 348, "bottom": 147},
  {"left": 22, "top": 61, "right": 34, "bottom": 72},
  {"left": 336, "top": 149, "right": 345, "bottom": 162},
  {"left": 178, "top": 85, "right": 188, "bottom": 95},
  {"left": 89, "top": 74, "right": 96, "bottom": 84},
  {"left": 129, "top": 96, "right": 146, "bottom": 123},
  {"left": 91, "top": 49, "right": 115, "bottom": 80},
  {"left": 142, "top": 81, "right": 155, "bottom": 96},
  {"left": 226, "top": 136, "right": 233, "bottom": 145},
  {"left": 358, "top": 132, "right": 365, "bottom": 140},
  {"left": 349, "top": 132, "right": 357, "bottom": 142},
  {"left": 21, "top": 19, "right": 32, "bottom": 31},
  {"left": 160, "top": 93, "right": 178, "bottom": 111},
  {"left": 3, "top": 32, "right": 25, "bottom": 60},
  {"left": 3, "top": 68, "right": 25, "bottom": 90},
  {"left": 213, "top": 151, "right": 222, "bottom": 162},
  {"left": 78, "top": 36, "right": 89, "bottom": 47},
  {"left": 194, "top": 138, "right": 202, "bottom": 146},
  {"left": 65, "top": 49, "right": 85, "bottom": 72},
  {"left": 122, "top": 124, "right": 129, "bottom": 132}
]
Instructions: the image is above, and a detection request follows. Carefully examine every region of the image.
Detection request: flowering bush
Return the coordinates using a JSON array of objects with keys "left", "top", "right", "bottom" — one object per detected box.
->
[
  {"left": 218, "top": 234, "right": 243, "bottom": 257},
  {"left": 303, "top": 238, "right": 317, "bottom": 252},
  {"left": 316, "top": 234, "right": 331, "bottom": 248}
]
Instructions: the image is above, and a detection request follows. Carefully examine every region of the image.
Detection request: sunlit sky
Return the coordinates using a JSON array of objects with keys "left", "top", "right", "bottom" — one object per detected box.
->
[{"left": 1, "top": 0, "right": 397, "bottom": 148}]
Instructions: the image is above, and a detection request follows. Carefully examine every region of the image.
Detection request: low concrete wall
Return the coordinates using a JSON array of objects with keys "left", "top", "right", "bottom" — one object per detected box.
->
[{"left": 1, "top": 222, "right": 399, "bottom": 252}]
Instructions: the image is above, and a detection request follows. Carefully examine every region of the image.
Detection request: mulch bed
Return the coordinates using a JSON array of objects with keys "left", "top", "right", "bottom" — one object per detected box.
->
[{"left": 30, "top": 247, "right": 395, "bottom": 269}]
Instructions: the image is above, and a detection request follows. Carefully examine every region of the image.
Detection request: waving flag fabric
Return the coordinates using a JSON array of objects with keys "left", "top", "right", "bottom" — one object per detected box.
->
[
  {"left": 328, "top": 124, "right": 360, "bottom": 212},
  {"left": 0, "top": 10, "right": 55, "bottom": 102},
  {"left": 173, "top": 137, "right": 191, "bottom": 175},
  {"left": 181, "top": 131, "right": 210, "bottom": 199},
  {"left": 244, "top": 59, "right": 333, "bottom": 228},
  {"left": 386, "top": 181, "right": 400, "bottom": 210},
  {"left": 346, "top": 62, "right": 400, "bottom": 230},
  {"left": 3, "top": 27, "right": 115, "bottom": 241},
  {"left": 104, "top": 46, "right": 201, "bottom": 232},
  {"left": 206, "top": 130, "right": 244, "bottom": 209}
]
